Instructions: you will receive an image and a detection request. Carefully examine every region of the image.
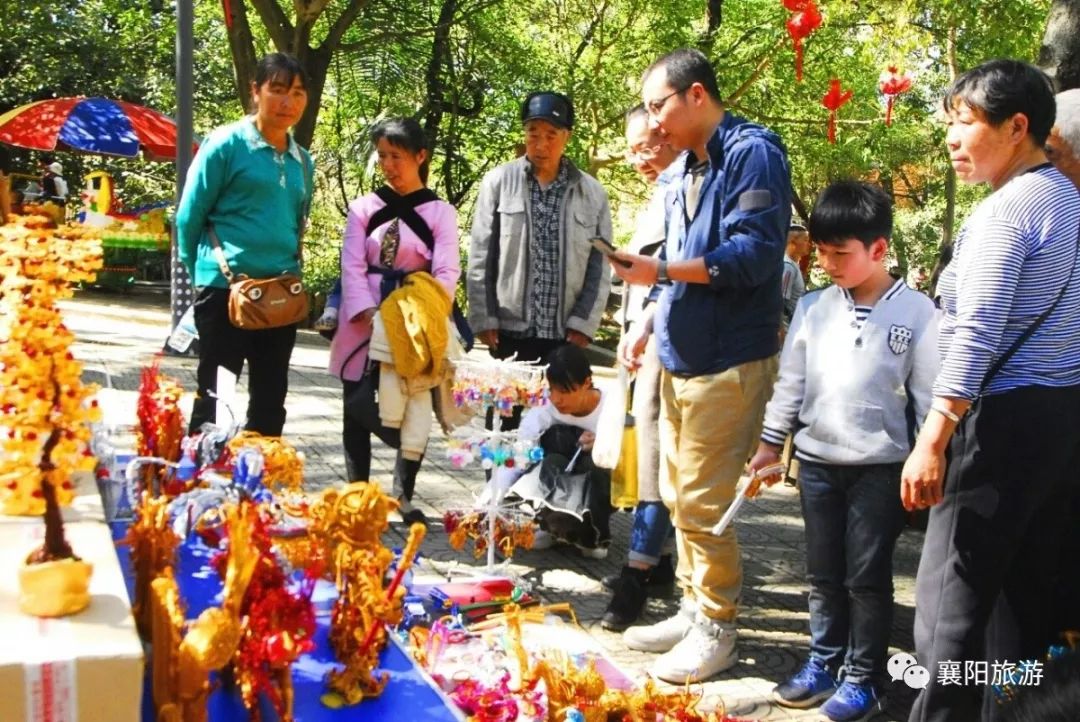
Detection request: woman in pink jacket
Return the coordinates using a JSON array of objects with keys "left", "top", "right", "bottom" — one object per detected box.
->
[{"left": 327, "top": 117, "right": 461, "bottom": 525}]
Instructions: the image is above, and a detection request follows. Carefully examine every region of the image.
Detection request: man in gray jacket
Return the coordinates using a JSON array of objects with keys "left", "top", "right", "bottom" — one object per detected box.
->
[{"left": 467, "top": 91, "right": 613, "bottom": 375}]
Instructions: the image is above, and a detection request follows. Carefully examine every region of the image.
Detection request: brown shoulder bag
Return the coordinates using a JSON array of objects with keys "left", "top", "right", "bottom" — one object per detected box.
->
[{"left": 208, "top": 225, "right": 310, "bottom": 330}]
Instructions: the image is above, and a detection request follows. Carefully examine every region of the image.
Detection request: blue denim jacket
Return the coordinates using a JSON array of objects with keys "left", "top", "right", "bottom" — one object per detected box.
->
[{"left": 654, "top": 112, "right": 792, "bottom": 376}]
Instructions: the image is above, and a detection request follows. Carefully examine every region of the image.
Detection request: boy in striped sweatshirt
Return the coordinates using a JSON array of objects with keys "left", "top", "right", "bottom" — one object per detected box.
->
[{"left": 748, "top": 181, "right": 939, "bottom": 722}]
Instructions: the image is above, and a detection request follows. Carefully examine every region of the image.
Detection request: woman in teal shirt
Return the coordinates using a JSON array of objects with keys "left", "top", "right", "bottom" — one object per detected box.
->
[{"left": 176, "top": 52, "right": 313, "bottom": 436}]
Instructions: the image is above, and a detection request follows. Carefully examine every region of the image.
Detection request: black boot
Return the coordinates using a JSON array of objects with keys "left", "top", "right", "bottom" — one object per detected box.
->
[
  {"left": 648, "top": 554, "right": 676, "bottom": 589},
  {"left": 601, "top": 566, "right": 649, "bottom": 631},
  {"left": 601, "top": 554, "right": 676, "bottom": 591},
  {"left": 396, "top": 457, "right": 428, "bottom": 527}
]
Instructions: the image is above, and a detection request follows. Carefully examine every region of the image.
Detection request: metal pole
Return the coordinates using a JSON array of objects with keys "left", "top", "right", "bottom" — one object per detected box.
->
[{"left": 167, "top": 0, "right": 196, "bottom": 353}]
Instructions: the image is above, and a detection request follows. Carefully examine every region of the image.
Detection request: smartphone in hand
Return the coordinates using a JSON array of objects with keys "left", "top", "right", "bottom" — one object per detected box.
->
[{"left": 590, "top": 237, "right": 632, "bottom": 268}]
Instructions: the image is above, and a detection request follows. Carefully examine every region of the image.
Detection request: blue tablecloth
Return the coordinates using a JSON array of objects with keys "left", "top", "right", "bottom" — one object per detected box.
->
[{"left": 110, "top": 521, "right": 462, "bottom": 722}]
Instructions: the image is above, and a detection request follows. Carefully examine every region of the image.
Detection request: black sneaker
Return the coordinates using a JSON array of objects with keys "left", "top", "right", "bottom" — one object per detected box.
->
[
  {"left": 602, "top": 554, "right": 676, "bottom": 591},
  {"left": 401, "top": 507, "right": 429, "bottom": 528},
  {"left": 601, "top": 566, "right": 649, "bottom": 631}
]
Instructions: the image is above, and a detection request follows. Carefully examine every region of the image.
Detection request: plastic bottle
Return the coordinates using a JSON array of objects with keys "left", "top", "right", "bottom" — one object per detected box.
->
[{"left": 166, "top": 303, "right": 199, "bottom": 353}]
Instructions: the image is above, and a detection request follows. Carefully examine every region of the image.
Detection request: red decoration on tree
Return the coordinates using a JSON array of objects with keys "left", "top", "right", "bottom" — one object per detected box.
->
[
  {"left": 821, "top": 79, "right": 854, "bottom": 144},
  {"left": 784, "top": 0, "right": 822, "bottom": 82},
  {"left": 878, "top": 66, "right": 913, "bottom": 126}
]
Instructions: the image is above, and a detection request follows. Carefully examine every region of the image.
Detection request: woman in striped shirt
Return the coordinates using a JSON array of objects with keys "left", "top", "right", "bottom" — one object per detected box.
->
[{"left": 901, "top": 60, "right": 1080, "bottom": 722}]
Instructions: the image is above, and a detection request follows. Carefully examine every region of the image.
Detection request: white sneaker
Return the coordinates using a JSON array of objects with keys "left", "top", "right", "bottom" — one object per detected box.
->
[
  {"left": 314, "top": 306, "right": 339, "bottom": 331},
  {"left": 651, "top": 616, "right": 738, "bottom": 684},
  {"left": 531, "top": 529, "right": 555, "bottom": 550},
  {"left": 623, "top": 597, "right": 696, "bottom": 653},
  {"left": 576, "top": 543, "right": 609, "bottom": 560}
]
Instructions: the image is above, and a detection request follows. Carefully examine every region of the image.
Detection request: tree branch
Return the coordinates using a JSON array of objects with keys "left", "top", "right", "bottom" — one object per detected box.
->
[
  {"left": 224, "top": 0, "right": 260, "bottom": 111},
  {"left": 724, "top": 36, "right": 785, "bottom": 106},
  {"left": 571, "top": 0, "right": 608, "bottom": 66},
  {"left": 336, "top": 0, "right": 500, "bottom": 50},
  {"left": 729, "top": 105, "right": 877, "bottom": 126},
  {"left": 248, "top": 0, "right": 294, "bottom": 50},
  {"left": 323, "top": 0, "right": 369, "bottom": 52}
]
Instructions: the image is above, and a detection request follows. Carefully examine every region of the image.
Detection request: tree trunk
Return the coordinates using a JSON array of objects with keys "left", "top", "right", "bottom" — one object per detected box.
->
[
  {"left": 223, "top": 0, "right": 260, "bottom": 111},
  {"left": 27, "top": 421, "right": 74, "bottom": 564},
  {"left": 291, "top": 47, "right": 330, "bottom": 148},
  {"left": 225, "top": 0, "right": 368, "bottom": 150},
  {"left": 705, "top": 0, "right": 723, "bottom": 40},
  {"left": 1039, "top": 0, "right": 1080, "bottom": 91}
]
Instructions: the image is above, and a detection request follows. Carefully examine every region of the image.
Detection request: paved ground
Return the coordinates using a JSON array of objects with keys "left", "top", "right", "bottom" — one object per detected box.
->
[{"left": 63, "top": 288, "right": 923, "bottom": 721}]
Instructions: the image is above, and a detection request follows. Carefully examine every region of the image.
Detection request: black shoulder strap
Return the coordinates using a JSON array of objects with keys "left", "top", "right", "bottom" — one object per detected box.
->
[
  {"left": 980, "top": 220, "right": 1080, "bottom": 392},
  {"left": 367, "top": 186, "right": 439, "bottom": 251}
]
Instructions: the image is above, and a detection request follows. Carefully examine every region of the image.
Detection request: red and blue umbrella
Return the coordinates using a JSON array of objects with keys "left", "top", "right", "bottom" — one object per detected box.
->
[{"left": 0, "top": 97, "right": 189, "bottom": 161}]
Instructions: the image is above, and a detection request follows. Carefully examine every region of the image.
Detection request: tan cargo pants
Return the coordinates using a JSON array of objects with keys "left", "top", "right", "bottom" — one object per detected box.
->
[{"left": 658, "top": 356, "right": 778, "bottom": 622}]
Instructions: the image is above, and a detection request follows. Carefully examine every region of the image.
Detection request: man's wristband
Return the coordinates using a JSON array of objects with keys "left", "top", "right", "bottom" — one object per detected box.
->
[
  {"left": 930, "top": 403, "right": 961, "bottom": 424},
  {"left": 656, "top": 260, "right": 671, "bottom": 285}
]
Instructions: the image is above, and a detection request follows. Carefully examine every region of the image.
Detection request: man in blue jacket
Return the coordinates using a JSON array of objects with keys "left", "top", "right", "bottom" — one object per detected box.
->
[{"left": 611, "top": 47, "right": 792, "bottom": 683}]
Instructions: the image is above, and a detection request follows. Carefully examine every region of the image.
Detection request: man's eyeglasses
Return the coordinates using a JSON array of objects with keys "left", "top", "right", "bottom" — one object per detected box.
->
[
  {"left": 645, "top": 86, "right": 690, "bottom": 116},
  {"left": 626, "top": 145, "right": 664, "bottom": 164}
]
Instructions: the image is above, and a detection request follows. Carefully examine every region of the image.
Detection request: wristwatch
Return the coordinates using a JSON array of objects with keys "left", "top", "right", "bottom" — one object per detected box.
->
[{"left": 656, "top": 260, "right": 671, "bottom": 285}]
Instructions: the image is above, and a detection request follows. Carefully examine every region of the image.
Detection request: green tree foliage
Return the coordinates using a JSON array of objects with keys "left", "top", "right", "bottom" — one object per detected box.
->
[
  {"left": 3, "top": 0, "right": 1056, "bottom": 293},
  {"left": 0, "top": 0, "right": 235, "bottom": 206}
]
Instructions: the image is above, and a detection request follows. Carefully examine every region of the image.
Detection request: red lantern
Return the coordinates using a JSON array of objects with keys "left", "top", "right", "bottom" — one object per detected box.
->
[
  {"left": 783, "top": 0, "right": 810, "bottom": 9},
  {"left": 785, "top": 0, "right": 822, "bottom": 82},
  {"left": 878, "top": 65, "right": 913, "bottom": 126},
  {"left": 821, "top": 79, "right": 854, "bottom": 144}
]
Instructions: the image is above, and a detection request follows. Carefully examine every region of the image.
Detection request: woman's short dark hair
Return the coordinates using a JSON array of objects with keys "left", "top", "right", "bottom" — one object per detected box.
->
[
  {"left": 254, "top": 52, "right": 309, "bottom": 91},
  {"left": 644, "top": 48, "right": 722, "bottom": 104},
  {"left": 370, "top": 117, "right": 430, "bottom": 184},
  {"left": 944, "top": 59, "right": 1056, "bottom": 146},
  {"left": 545, "top": 345, "right": 592, "bottom": 392},
  {"left": 808, "top": 180, "right": 893, "bottom": 248}
]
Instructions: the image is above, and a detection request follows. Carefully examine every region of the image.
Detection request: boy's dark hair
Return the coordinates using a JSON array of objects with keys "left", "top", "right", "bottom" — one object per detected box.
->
[
  {"left": 254, "top": 52, "right": 309, "bottom": 92},
  {"left": 545, "top": 344, "right": 592, "bottom": 392},
  {"left": 644, "top": 48, "right": 722, "bottom": 104},
  {"left": 808, "top": 180, "right": 893, "bottom": 248},
  {"left": 370, "top": 117, "right": 430, "bottom": 184},
  {"left": 944, "top": 59, "right": 1055, "bottom": 147}
]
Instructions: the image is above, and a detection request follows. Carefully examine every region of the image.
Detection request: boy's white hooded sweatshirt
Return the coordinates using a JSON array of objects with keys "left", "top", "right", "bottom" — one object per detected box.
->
[{"left": 761, "top": 279, "right": 940, "bottom": 465}]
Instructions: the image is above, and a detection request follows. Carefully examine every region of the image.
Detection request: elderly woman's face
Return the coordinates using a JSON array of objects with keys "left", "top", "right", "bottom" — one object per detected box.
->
[{"left": 945, "top": 101, "right": 1025, "bottom": 187}]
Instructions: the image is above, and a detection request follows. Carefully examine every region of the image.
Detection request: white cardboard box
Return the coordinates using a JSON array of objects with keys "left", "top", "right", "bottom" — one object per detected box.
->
[{"left": 0, "top": 520, "right": 144, "bottom": 722}]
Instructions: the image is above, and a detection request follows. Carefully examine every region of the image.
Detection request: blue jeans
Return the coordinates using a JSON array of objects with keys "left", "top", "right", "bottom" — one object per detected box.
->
[
  {"left": 628, "top": 500, "right": 674, "bottom": 566},
  {"left": 799, "top": 460, "right": 906, "bottom": 685},
  {"left": 326, "top": 277, "right": 342, "bottom": 310}
]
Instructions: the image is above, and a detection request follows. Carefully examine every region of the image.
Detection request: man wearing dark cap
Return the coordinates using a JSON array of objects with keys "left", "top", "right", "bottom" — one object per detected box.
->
[
  {"left": 782, "top": 223, "right": 810, "bottom": 330},
  {"left": 467, "top": 91, "right": 613, "bottom": 373}
]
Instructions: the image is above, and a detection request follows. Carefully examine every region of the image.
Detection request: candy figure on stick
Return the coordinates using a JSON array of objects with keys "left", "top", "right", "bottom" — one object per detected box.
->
[
  {"left": 821, "top": 78, "right": 854, "bottom": 144},
  {"left": 878, "top": 65, "right": 913, "bottom": 126}
]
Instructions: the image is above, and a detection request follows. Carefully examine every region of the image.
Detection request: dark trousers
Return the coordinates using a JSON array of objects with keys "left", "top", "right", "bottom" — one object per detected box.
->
[
  {"left": 189, "top": 287, "right": 297, "bottom": 437},
  {"left": 341, "top": 378, "right": 422, "bottom": 501},
  {"left": 533, "top": 424, "right": 613, "bottom": 548},
  {"left": 799, "top": 461, "right": 906, "bottom": 685},
  {"left": 486, "top": 334, "right": 565, "bottom": 432},
  {"left": 909, "top": 384, "right": 1080, "bottom": 722}
]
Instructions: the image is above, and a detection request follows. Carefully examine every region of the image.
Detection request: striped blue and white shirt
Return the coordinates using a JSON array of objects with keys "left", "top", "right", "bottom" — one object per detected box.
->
[{"left": 934, "top": 164, "right": 1080, "bottom": 400}]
